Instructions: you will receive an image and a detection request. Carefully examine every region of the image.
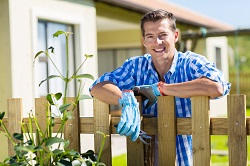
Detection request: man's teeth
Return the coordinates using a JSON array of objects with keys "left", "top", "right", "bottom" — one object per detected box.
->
[{"left": 154, "top": 48, "right": 165, "bottom": 52}]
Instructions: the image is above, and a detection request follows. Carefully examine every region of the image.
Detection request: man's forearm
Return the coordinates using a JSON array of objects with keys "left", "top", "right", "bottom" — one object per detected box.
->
[
  {"left": 90, "top": 81, "right": 122, "bottom": 105},
  {"left": 160, "top": 77, "right": 223, "bottom": 98}
]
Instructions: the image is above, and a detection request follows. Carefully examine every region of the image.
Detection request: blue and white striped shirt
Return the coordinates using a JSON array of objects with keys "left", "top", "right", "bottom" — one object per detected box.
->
[{"left": 90, "top": 51, "right": 231, "bottom": 165}]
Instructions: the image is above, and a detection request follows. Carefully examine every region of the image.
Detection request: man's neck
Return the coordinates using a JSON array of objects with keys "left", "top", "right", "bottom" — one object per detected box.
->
[{"left": 152, "top": 54, "right": 174, "bottom": 81}]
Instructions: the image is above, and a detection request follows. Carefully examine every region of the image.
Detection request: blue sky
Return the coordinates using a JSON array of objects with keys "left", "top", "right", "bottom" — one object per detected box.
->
[{"left": 166, "top": 0, "right": 250, "bottom": 28}]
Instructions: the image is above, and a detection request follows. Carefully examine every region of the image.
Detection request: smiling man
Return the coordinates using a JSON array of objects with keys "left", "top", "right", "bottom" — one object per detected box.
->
[{"left": 90, "top": 9, "right": 231, "bottom": 165}]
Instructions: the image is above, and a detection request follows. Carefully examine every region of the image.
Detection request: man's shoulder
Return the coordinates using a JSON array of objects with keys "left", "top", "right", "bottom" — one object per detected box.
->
[
  {"left": 178, "top": 51, "right": 206, "bottom": 62},
  {"left": 126, "top": 54, "right": 151, "bottom": 62}
]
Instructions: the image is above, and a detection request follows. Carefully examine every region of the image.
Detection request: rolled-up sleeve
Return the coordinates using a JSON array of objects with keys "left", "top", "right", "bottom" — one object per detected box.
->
[
  {"left": 89, "top": 59, "right": 136, "bottom": 92},
  {"left": 188, "top": 54, "right": 231, "bottom": 96}
]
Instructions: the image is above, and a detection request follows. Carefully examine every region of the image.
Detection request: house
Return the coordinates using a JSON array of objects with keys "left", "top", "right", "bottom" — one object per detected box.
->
[{"left": 0, "top": 0, "right": 233, "bottom": 159}]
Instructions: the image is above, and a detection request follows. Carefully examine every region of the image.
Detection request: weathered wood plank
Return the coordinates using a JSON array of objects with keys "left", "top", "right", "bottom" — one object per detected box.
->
[
  {"left": 93, "top": 99, "right": 111, "bottom": 165},
  {"left": 64, "top": 98, "right": 80, "bottom": 152},
  {"left": 35, "top": 98, "right": 47, "bottom": 134},
  {"left": 228, "top": 95, "right": 247, "bottom": 166},
  {"left": 158, "top": 96, "right": 176, "bottom": 166},
  {"left": 192, "top": 96, "right": 210, "bottom": 166},
  {"left": 20, "top": 116, "right": 250, "bottom": 135},
  {"left": 127, "top": 96, "right": 144, "bottom": 166},
  {"left": 7, "top": 98, "right": 23, "bottom": 156}
]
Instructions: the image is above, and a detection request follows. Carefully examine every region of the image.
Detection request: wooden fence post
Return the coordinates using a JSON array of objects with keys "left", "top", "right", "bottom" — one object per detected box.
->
[
  {"left": 127, "top": 96, "right": 144, "bottom": 166},
  {"left": 158, "top": 96, "right": 176, "bottom": 166},
  {"left": 35, "top": 98, "right": 47, "bottom": 134},
  {"left": 228, "top": 94, "right": 247, "bottom": 166},
  {"left": 7, "top": 98, "right": 23, "bottom": 156},
  {"left": 64, "top": 98, "right": 80, "bottom": 152},
  {"left": 192, "top": 96, "right": 210, "bottom": 166},
  {"left": 94, "top": 99, "right": 111, "bottom": 165}
]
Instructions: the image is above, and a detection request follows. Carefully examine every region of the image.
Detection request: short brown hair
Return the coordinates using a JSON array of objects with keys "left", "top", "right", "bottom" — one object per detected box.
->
[{"left": 140, "top": 9, "right": 176, "bottom": 36}]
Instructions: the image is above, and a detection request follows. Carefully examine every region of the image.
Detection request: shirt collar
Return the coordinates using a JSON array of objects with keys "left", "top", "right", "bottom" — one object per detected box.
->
[
  {"left": 147, "top": 51, "right": 179, "bottom": 80},
  {"left": 167, "top": 50, "right": 178, "bottom": 75}
]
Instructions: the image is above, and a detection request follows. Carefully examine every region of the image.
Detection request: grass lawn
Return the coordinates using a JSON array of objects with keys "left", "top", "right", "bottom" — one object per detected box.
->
[
  {"left": 112, "top": 154, "right": 127, "bottom": 166},
  {"left": 112, "top": 108, "right": 250, "bottom": 165}
]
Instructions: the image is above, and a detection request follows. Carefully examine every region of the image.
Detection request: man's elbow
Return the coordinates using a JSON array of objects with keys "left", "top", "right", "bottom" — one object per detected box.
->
[{"left": 210, "top": 83, "right": 224, "bottom": 98}]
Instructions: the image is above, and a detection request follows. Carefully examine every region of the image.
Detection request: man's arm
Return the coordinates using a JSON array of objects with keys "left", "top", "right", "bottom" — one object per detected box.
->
[
  {"left": 90, "top": 81, "right": 122, "bottom": 105},
  {"left": 160, "top": 77, "right": 223, "bottom": 99}
]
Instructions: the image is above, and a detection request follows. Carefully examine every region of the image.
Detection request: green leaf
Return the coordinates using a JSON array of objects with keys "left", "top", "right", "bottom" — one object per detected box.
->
[
  {"left": 81, "top": 149, "right": 97, "bottom": 161},
  {"left": 39, "top": 75, "right": 61, "bottom": 87},
  {"left": 13, "top": 133, "right": 23, "bottom": 141},
  {"left": 53, "top": 149, "right": 64, "bottom": 155},
  {"left": 15, "top": 145, "right": 35, "bottom": 153},
  {"left": 84, "top": 54, "right": 93, "bottom": 58},
  {"left": 79, "top": 95, "right": 92, "bottom": 100},
  {"left": 53, "top": 30, "right": 65, "bottom": 38},
  {"left": 57, "top": 159, "right": 71, "bottom": 166},
  {"left": 64, "top": 140, "right": 70, "bottom": 148},
  {"left": 34, "top": 145, "right": 43, "bottom": 152},
  {"left": 47, "top": 94, "right": 54, "bottom": 105},
  {"left": 68, "top": 150, "right": 79, "bottom": 156},
  {"left": 74, "top": 74, "right": 94, "bottom": 80},
  {"left": 45, "top": 137, "right": 65, "bottom": 146},
  {"left": 34, "top": 50, "right": 44, "bottom": 59},
  {"left": 59, "top": 104, "right": 71, "bottom": 113},
  {"left": 51, "top": 116, "right": 55, "bottom": 127},
  {"left": 64, "top": 111, "right": 72, "bottom": 120},
  {"left": 0, "top": 112, "right": 5, "bottom": 120},
  {"left": 55, "top": 92, "right": 62, "bottom": 100}
]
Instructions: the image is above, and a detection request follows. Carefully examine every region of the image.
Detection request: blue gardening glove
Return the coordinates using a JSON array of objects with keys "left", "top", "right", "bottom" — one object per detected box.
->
[
  {"left": 132, "top": 82, "right": 162, "bottom": 109},
  {"left": 117, "top": 90, "right": 140, "bottom": 141}
]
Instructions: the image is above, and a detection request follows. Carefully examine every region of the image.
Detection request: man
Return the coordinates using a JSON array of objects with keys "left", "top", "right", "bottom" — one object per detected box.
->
[{"left": 90, "top": 9, "right": 230, "bottom": 165}]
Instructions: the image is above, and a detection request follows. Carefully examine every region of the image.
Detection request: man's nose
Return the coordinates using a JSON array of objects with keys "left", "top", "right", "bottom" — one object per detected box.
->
[{"left": 155, "top": 37, "right": 163, "bottom": 44}]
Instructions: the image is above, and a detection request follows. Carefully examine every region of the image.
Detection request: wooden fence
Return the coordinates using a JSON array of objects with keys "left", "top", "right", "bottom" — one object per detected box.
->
[{"left": 1, "top": 95, "right": 248, "bottom": 166}]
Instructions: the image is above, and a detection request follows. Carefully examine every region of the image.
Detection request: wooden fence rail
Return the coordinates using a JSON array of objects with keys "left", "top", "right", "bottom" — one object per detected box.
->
[{"left": 1, "top": 94, "right": 248, "bottom": 166}]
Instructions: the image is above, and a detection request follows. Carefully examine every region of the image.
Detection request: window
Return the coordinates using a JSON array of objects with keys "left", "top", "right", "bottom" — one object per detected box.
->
[
  {"left": 215, "top": 47, "right": 222, "bottom": 70},
  {"left": 98, "top": 48, "right": 142, "bottom": 76},
  {"left": 35, "top": 21, "right": 75, "bottom": 97}
]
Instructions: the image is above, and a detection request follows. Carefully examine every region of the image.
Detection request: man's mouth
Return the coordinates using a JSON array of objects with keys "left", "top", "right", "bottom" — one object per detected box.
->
[{"left": 153, "top": 47, "right": 166, "bottom": 53}]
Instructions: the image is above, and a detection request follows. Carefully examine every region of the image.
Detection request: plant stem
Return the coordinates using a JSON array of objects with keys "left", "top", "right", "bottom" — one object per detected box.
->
[
  {"left": 73, "top": 57, "right": 87, "bottom": 76},
  {"left": 0, "top": 122, "right": 16, "bottom": 145},
  {"left": 63, "top": 34, "right": 69, "bottom": 104},
  {"left": 97, "top": 133, "right": 107, "bottom": 163},
  {"left": 46, "top": 52, "right": 64, "bottom": 77}
]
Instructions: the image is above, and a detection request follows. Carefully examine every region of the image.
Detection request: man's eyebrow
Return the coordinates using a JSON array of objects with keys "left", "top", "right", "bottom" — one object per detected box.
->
[{"left": 145, "top": 33, "right": 154, "bottom": 36}]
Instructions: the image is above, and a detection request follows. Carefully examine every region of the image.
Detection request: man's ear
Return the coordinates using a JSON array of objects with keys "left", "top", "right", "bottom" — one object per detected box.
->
[
  {"left": 174, "top": 30, "right": 179, "bottom": 43},
  {"left": 142, "top": 36, "right": 147, "bottom": 47}
]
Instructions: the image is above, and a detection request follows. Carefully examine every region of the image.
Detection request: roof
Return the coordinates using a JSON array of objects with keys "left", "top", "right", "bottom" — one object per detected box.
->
[{"left": 96, "top": 0, "right": 234, "bottom": 30}]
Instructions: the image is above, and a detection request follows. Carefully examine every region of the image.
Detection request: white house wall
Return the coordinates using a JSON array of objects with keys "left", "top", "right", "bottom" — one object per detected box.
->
[
  {"left": 206, "top": 37, "right": 229, "bottom": 117},
  {"left": 0, "top": 0, "right": 97, "bottom": 160},
  {"left": 7, "top": 0, "right": 97, "bottom": 117}
]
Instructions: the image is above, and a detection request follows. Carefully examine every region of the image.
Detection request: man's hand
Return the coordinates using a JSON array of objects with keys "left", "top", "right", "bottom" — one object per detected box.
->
[
  {"left": 117, "top": 90, "right": 140, "bottom": 141},
  {"left": 132, "top": 82, "right": 163, "bottom": 109}
]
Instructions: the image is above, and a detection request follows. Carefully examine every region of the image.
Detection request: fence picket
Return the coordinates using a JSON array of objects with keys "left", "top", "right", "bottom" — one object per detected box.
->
[
  {"left": 127, "top": 96, "right": 144, "bottom": 166},
  {"left": 35, "top": 98, "right": 47, "bottom": 133},
  {"left": 64, "top": 97, "right": 80, "bottom": 152},
  {"left": 228, "top": 94, "right": 247, "bottom": 166},
  {"left": 93, "top": 99, "right": 112, "bottom": 165},
  {"left": 192, "top": 96, "right": 210, "bottom": 166},
  {"left": 158, "top": 96, "right": 176, "bottom": 166},
  {"left": 7, "top": 98, "right": 22, "bottom": 156}
]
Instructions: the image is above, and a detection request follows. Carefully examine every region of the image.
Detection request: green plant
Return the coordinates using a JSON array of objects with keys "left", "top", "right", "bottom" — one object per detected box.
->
[{"left": 0, "top": 30, "right": 107, "bottom": 166}]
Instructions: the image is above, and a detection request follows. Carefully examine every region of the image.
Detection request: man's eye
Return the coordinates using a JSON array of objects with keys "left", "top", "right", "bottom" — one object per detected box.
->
[
  {"left": 146, "top": 36, "right": 154, "bottom": 38},
  {"left": 159, "top": 34, "right": 168, "bottom": 39},
  {"left": 160, "top": 34, "right": 167, "bottom": 37}
]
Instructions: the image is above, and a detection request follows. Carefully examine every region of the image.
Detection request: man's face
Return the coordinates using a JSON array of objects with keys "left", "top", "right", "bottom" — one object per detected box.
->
[{"left": 143, "top": 19, "right": 178, "bottom": 61}]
